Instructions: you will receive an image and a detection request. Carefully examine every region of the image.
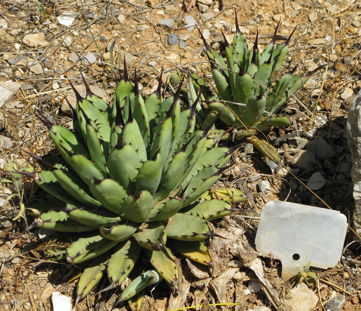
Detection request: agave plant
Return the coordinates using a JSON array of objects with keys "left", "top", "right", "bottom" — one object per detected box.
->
[
  {"left": 25, "top": 66, "right": 244, "bottom": 306},
  {"left": 197, "top": 12, "right": 321, "bottom": 160}
]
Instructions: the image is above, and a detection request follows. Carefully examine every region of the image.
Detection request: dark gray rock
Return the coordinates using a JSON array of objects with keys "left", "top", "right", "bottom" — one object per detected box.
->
[
  {"left": 306, "top": 136, "right": 335, "bottom": 159},
  {"left": 293, "top": 150, "right": 318, "bottom": 171}
]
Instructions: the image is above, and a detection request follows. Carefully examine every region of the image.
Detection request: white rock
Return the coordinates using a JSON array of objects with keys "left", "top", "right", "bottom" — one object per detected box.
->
[
  {"left": 29, "top": 62, "right": 44, "bottom": 74},
  {"left": 202, "top": 29, "right": 211, "bottom": 40},
  {"left": 57, "top": 12, "right": 77, "bottom": 27},
  {"left": 309, "top": 38, "right": 328, "bottom": 45},
  {"left": 117, "top": 14, "right": 125, "bottom": 23},
  {"left": 63, "top": 36, "right": 72, "bottom": 47},
  {"left": 0, "top": 81, "right": 20, "bottom": 108},
  {"left": 341, "top": 87, "right": 353, "bottom": 100},
  {"left": 308, "top": 11, "right": 318, "bottom": 23},
  {"left": 23, "top": 33, "right": 49, "bottom": 48},
  {"left": 284, "top": 283, "right": 318, "bottom": 311},
  {"left": 51, "top": 292, "right": 72, "bottom": 311},
  {"left": 14, "top": 43, "right": 21, "bottom": 50},
  {"left": 0, "top": 19, "right": 8, "bottom": 29},
  {"left": 0, "top": 158, "right": 6, "bottom": 169},
  {"left": 184, "top": 16, "right": 197, "bottom": 32},
  {"left": 0, "top": 135, "right": 13, "bottom": 148},
  {"left": 327, "top": 5, "right": 339, "bottom": 14},
  {"left": 84, "top": 53, "right": 97, "bottom": 64},
  {"left": 68, "top": 52, "right": 79, "bottom": 63},
  {"left": 257, "top": 180, "right": 272, "bottom": 193}
]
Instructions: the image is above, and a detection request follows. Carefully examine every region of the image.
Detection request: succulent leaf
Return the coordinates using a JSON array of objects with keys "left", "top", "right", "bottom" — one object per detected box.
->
[
  {"left": 108, "top": 240, "right": 140, "bottom": 285},
  {"left": 169, "top": 240, "right": 211, "bottom": 266},
  {"left": 165, "top": 213, "right": 210, "bottom": 241},
  {"left": 76, "top": 257, "right": 106, "bottom": 303}
]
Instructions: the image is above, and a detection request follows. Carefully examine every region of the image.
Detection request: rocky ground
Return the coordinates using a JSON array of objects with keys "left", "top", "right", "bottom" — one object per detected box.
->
[{"left": 1, "top": 0, "right": 361, "bottom": 310}]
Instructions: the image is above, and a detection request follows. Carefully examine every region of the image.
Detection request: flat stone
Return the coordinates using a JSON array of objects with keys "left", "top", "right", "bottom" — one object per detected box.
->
[
  {"left": 309, "top": 38, "right": 328, "bottom": 45},
  {"left": 0, "top": 135, "right": 13, "bottom": 149},
  {"left": 202, "top": 29, "right": 210, "bottom": 40},
  {"left": 197, "top": 3, "right": 209, "bottom": 12},
  {"left": 0, "top": 81, "right": 20, "bottom": 108},
  {"left": 23, "top": 32, "right": 49, "bottom": 47},
  {"left": 325, "top": 295, "right": 345, "bottom": 311},
  {"left": 308, "top": 11, "right": 318, "bottom": 23},
  {"left": 158, "top": 18, "right": 174, "bottom": 28},
  {"left": 52, "top": 292, "right": 72, "bottom": 311},
  {"left": 57, "top": 12, "right": 77, "bottom": 27},
  {"left": 184, "top": 15, "right": 197, "bottom": 32},
  {"left": 306, "top": 136, "right": 335, "bottom": 159},
  {"left": 352, "top": 20, "right": 361, "bottom": 28},
  {"left": 327, "top": 5, "right": 339, "bottom": 14},
  {"left": 84, "top": 53, "right": 97, "bottom": 64},
  {"left": 0, "top": 19, "right": 8, "bottom": 29},
  {"left": 201, "top": 12, "right": 214, "bottom": 23},
  {"left": 29, "top": 62, "right": 44, "bottom": 74},
  {"left": 284, "top": 283, "right": 318, "bottom": 311},
  {"left": 341, "top": 87, "right": 353, "bottom": 100},
  {"left": 117, "top": 14, "right": 125, "bottom": 23},
  {"left": 179, "top": 40, "right": 188, "bottom": 49},
  {"left": 307, "top": 172, "right": 326, "bottom": 190},
  {"left": 257, "top": 180, "right": 272, "bottom": 193},
  {"left": 63, "top": 36, "right": 72, "bottom": 47},
  {"left": 68, "top": 52, "right": 80, "bottom": 63}
]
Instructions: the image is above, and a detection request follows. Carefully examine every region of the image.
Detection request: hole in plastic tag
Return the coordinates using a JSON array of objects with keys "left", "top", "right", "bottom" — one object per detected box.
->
[{"left": 255, "top": 201, "right": 348, "bottom": 280}]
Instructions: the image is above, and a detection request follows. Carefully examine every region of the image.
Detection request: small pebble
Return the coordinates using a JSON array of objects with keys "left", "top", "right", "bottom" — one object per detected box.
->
[
  {"left": 184, "top": 15, "right": 197, "bottom": 32},
  {"left": 325, "top": 295, "right": 345, "bottom": 311},
  {"left": 52, "top": 82, "right": 60, "bottom": 90},
  {"left": 168, "top": 33, "right": 177, "bottom": 45},
  {"left": 202, "top": 29, "right": 210, "bottom": 40},
  {"left": 244, "top": 143, "right": 254, "bottom": 154},
  {"left": 341, "top": 87, "right": 353, "bottom": 100},
  {"left": 179, "top": 40, "right": 188, "bottom": 49},
  {"left": 248, "top": 280, "right": 262, "bottom": 293},
  {"left": 84, "top": 53, "right": 96, "bottom": 64},
  {"left": 63, "top": 36, "right": 72, "bottom": 47},
  {"left": 158, "top": 18, "right": 174, "bottom": 28},
  {"left": 257, "top": 180, "right": 272, "bottom": 193}
]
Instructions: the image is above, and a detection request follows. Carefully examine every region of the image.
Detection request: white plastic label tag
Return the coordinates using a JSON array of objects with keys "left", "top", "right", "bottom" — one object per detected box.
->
[{"left": 255, "top": 201, "right": 348, "bottom": 279}]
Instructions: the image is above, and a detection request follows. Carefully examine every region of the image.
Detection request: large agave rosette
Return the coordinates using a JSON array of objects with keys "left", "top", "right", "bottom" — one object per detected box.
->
[{"left": 27, "top": 66, "right": 242, "bottom": 304}]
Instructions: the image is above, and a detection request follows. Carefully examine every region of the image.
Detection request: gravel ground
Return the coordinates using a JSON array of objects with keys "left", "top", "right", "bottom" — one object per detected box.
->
[{"left": 1, "top": 0, "right": 361, "bottom": 310}]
